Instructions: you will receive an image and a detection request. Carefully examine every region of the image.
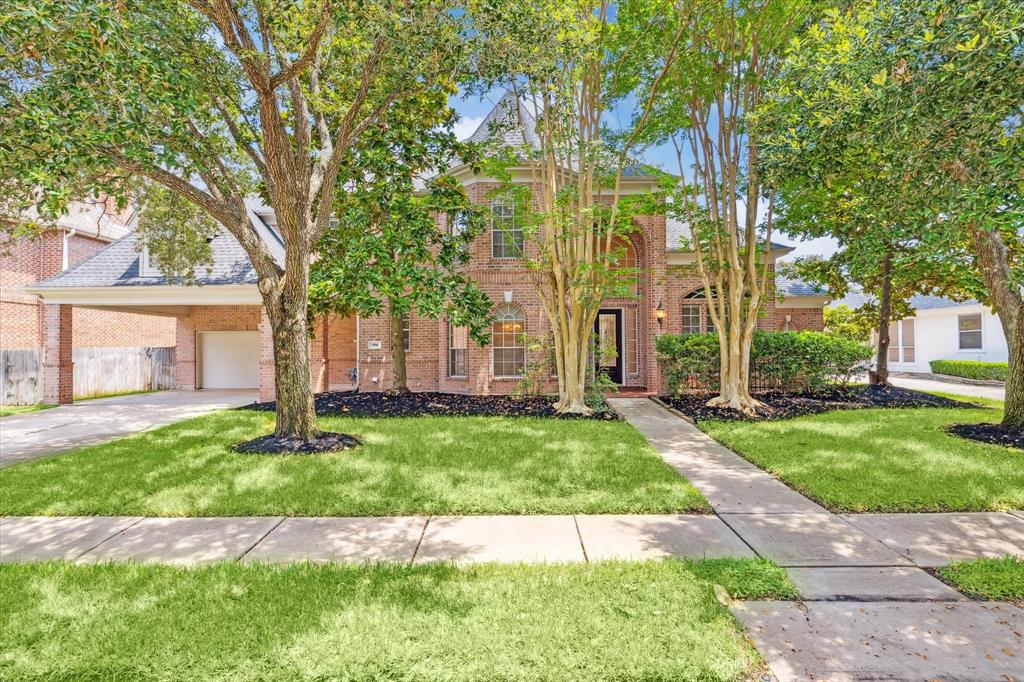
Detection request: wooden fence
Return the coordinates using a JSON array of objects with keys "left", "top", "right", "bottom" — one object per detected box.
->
[{"left": 0, "top": 347, "right": 175, "bottom": 405}]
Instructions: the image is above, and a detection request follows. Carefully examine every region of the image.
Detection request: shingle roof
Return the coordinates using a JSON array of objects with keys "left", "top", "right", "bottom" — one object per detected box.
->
[
  {"left": 467, "top": 91, "right": 541, "bottom": 149},
  {"left": 831, "top": 291, "right": 979, "bottom": 312},
  {"left": 33, "top": 205, "right": 282, "bottom": 289},
  {"left": 665, "top": 217, "right": 794, "bottom": 253},
  {"left": 777, "top": 276, "right": 827, "bottom": 298}
]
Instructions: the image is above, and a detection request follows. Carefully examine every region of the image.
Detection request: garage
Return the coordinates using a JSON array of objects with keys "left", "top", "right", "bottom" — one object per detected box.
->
[{"left": 199, "top": 331, "right": 260, "bottom": 389}]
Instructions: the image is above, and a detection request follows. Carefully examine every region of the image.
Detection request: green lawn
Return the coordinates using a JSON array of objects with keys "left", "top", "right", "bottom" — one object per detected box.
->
[
  {"left": 0, "top": 410, "right": 707, "bottom": 516},
  {"left": 0, "top": 404, "right": 54, "bottom": 418},
  {"left": 937, "top": 556, "right": 1024, "bottom": 601},
  {"left": 701, "top": 399, "right": 1023, "bottom": 512},
  {"left": 0, "top": 559, "right": 792, "bottom": 681}
]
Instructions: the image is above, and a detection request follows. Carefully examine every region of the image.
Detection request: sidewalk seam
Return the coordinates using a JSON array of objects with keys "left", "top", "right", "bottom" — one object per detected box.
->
[
  {"left": 409, "top": 515, "right": 431, "bottom": 566},
  {"left": 236, "top": 516, "right": 286, "bottom": 562},
  {"left": 572, "top": 515, "right": 589, "bottom": 563},
  {"left": 72, "top": 516, "right": 146, "bottom": 561}
]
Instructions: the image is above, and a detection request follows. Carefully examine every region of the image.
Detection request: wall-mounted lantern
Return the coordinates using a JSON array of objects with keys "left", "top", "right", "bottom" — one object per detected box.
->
[{"left": 654, "top": 301, "right": 666, "bottom": 329}]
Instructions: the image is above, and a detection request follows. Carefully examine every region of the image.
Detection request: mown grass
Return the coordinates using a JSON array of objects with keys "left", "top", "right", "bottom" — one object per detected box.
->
[
  {"left": 938, "top": 556, "right": 1024, "bottom": 601},
  {"left": 0, "top": 410, "right": 707, "bottom": 516},
  {"left": 700, "top": 397, "right": 1023, "bottom": 512},
  {"left": 0, "top": 559, "right": 793, "bottom": 681},
  {"left": 0, "top": 404, "right": 54, "bottom": 418}
]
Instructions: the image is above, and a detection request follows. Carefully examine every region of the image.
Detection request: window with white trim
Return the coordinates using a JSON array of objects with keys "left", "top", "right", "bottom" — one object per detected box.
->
[
  {"left": 958, "top": 313, "right": 982, "bottom": 350},
  {"left": 886, "top": 318, "right": 916, "bottom": 363},
  {"left": 491, "top": 195, "right": 523, "bottom": 259},
  {"left": 491, "top": 304, "right": 525, "bottom": 377},
  {"left": 139, "top": 245, "right": 162, "bottom": 278},
  {"left": 390, "top": 315, "right": 410, "bottom": 352},
  {"left": 448, "top": 323, "right": 468, "bottom": 378},
  {"left": 681, "top": 304, "right": 702, "bottom": 335}
]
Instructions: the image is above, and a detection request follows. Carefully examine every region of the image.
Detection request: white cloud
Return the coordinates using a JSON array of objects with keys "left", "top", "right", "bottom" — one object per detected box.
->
[{"left": 454, "top": 115, "right": 484, "bottom": 141}]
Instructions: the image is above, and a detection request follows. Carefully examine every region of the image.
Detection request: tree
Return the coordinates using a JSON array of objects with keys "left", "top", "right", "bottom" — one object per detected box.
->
[
  {"left": 823, "top": 304, "right": 874, "bottom": 345},
  {"left": 635, "top": 0, "right": 816, "bottom": 413},
  {"left": 757, "top": 0, "right": 1023, "bottom": 424},
  {"left": 468, "top": 0, "right": 682, "bottom": 413},
  {"left": 308, "top": 100, "right": 493, "bottom": 393},
  {"left": 0, "top": 0, "right": 469, "bottom": 439}
]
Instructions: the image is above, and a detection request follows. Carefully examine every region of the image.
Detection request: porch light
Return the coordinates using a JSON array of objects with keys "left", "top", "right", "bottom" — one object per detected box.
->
[{"left": 654, "top": 301, "right": 666, "bottom": 329}]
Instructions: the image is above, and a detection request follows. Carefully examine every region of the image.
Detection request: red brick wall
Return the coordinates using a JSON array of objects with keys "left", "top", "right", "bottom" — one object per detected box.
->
[
  {"left": 774, "top": 307, "right": 825, "bottom": 331},
  {"left": 0, "top": 230, "right": 175, "bottom": 350},
  {"left": 175, "top": 305, "right": 263, "bottom": 390}
]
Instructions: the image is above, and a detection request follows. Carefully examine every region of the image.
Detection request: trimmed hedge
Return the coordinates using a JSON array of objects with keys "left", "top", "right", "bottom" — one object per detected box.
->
[
  {"left": 929, "top": 359, "right": 1008, "bottom": 382},
  {"left": 656, "top": 331, "right": 872, "bottom": 394}
]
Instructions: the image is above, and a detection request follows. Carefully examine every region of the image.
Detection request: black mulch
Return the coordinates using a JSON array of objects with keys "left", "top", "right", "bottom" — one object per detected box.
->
[
  {"left": 242, "top": 390, "right": 619, "bottom": 420},
  {"left": 948, "top": 423, "right": 1024, "bottom": 450},
  {"left": 661, "top": 385, "right": 971, "bottom": 423},
  {"left": 234, "top": 431, "right": 362, "bottom": 455}
]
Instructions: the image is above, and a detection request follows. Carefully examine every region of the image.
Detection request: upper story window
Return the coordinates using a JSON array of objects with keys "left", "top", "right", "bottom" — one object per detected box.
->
[
  {"left": 139, "top": 245, "right": 162, "bottom": 278},
  {"left": 958, "top": 313, "right": 982, "bottom": 350},
  {"left": 449, "top": 211, "right": 468, "bottom": 237},
  {"left": 491, "top": 195, "right": 524, "bottom": 259}
]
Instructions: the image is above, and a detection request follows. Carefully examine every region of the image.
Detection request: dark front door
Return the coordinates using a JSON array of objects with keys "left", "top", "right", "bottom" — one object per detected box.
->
[{"left": 594, "top": 309, "right": 623, "bottom": 385}]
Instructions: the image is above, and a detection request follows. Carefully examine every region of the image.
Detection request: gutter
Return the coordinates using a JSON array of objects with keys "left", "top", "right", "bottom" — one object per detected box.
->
[{"left": 61, "top": 227, "right": 77, "bottom": 271}]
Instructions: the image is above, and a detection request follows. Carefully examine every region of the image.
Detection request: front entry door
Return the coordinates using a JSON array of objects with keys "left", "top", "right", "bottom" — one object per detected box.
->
[{"left": 594, "top": 309, "right": 623, "bottom": 385}]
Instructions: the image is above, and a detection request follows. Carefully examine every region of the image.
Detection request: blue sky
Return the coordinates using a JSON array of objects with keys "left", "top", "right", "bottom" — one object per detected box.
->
[{"left": 450, "top": 92, "right": 839, "bottom": 262}]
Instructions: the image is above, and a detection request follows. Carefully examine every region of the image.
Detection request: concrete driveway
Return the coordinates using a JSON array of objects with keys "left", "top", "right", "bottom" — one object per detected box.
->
[
  {"left": 0, "top": 390, "right": 257, "bottom": 468},
  {"left": 889, "top": 375, "right": 1005, "bottom": 402}
]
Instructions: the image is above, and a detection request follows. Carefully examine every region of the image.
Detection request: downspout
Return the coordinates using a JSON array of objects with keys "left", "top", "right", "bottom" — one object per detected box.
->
[
  {"left": 61, "top": 228, "right": 77, "bottom": 271},
  {"left": 353, "top": 315, "right": 361, "bottom": 392}
]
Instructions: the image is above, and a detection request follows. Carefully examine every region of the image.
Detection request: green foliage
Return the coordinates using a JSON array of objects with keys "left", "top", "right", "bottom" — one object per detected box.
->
[
  {"left": 657, "top": 331, "right": 871, "bottom": 394},
  {"left": 132, "top": 183, "right": 218, "bottom": 284},
  {"left": 930, "top": 360, "right": 1008, "bottom": 382},
  {"left": 823, "top": 304, "right": 875, "bottom": 344},
  {"left": 938, "top": 557, "right": 1024, "bottom": 600},
  {"left": 513, "top": 334, "right": 555, "bottom": 399}
]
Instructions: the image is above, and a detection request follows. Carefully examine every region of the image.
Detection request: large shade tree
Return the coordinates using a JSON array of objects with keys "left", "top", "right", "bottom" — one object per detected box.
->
[
  {"left": 0, "top": 0, "right": 470, "bottom": 438},
  {"left": 758, "top": 0, "right": 1023, "bottom": 424},
  {"left": 308, "top": 98, "right": 493, "bottom": 393}
]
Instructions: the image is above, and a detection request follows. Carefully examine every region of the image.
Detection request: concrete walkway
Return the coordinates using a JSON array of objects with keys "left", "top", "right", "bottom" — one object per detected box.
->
[
  {"left": 0, "top": 389, "right": 257, "bottom": 467},
  {"left": 609, "top": 397, "right": 1024, "bottom": 681}
]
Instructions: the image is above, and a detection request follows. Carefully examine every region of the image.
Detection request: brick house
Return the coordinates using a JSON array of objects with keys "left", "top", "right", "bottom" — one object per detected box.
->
[
  {"left": 2, "top": 199, "right": 176, "bottom": 403},
  {"left": 26, "top": 96, "right": 828, "bottom": 404}
]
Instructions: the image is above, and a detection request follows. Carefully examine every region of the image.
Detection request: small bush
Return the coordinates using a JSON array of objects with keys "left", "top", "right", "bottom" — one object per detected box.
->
[
  {"left": 657, "top": 331, "right": 871, "bottom": 394},
  {"left": 930, "top": 359, "right": 1008, "bottom": 382}
]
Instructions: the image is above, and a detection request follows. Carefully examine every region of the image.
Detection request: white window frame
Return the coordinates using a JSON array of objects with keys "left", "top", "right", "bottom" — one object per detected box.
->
[
  {"left": 885, "top": 318, "right": 916, "bottom": 364},
  {"left": 680, "top": 304, "right": 702, "bottom": 335},
  {"left": 139, "top": 245, "right": 162, "bottom": 278},
  {"left": 957, "top": 313, "right": 984, "bottom": 352},
  {"left": 448, "top": 322, "right": 468, "bottom": 378},
  {"left": 491, "top": 195, "right": 523, "bottom": 259},
  {"left": 491, "top": 303, "right": 526, "bottom": 378}
]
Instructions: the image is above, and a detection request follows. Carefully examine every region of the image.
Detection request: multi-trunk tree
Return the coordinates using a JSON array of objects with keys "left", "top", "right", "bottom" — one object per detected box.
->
[
  {"left": 758, "top": 0, "right": 1023, "bottom": 424},
  {"left": 633, "top": 0, "right": 815, "bottom": 413},
  {"left": 0, "top": 0, "right": 469, "bottom": 439},
  {"left": 469, "top": 0, "right": 682, "bottom": 414},
  {"left": 308, "top": 99, "right": 493, "bottom": 393}
]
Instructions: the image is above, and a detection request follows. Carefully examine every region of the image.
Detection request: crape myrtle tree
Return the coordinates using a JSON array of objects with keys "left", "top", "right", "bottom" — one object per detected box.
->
[
  {"left": 0, "top": 0, "right": 471, "bottom": 439},
  {"left": 629, "top": 0, "right": 817, "bottom": 414},
  {"left": 308, "top": 97, "right": 493, "bottom": 393},
  {"left": 757, "top": 0, "right": 1024, "bottom": 424},
  {"left": 468, "top": 0, "right": 684, "bottom": 414}
]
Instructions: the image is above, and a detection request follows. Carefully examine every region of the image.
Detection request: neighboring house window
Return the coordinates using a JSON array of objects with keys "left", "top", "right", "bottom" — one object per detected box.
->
[
  {"left": 681, "top": 304, "right": 702, "bottom": 335},
  {"left": 492, "top": 303, "right": 526, "bottom": 377},
  {"left": 886, "top": 319, "right": 916, "bottom": 363},
  {"left": 448, "top": 323, "right": 468, "bottom": 378},
  {"left": 958, "top": 313, "right": 983, "bottom": 350},
  {"left": 491, "top": 195, "right": 523, "bottom": 259}
]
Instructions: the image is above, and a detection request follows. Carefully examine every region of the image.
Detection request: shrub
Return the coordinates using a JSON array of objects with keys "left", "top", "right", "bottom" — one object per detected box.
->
[
  {"left": 930, "top": 359, "right": 1008, "bottom": 382},
  {"left": 657, "top": 331, "right": 872, "bottom": 394}
]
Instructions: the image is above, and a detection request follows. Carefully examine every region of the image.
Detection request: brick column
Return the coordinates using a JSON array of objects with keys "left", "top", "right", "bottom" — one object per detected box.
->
[
  {"left": 41, "top": 303, "right": 73, "bottom": 404},
  {"left": 259, "top": 309, "right": 276, "bottom": 402},
  {"left": 175, "top": 309, "right": 196, "bottom": 389}
]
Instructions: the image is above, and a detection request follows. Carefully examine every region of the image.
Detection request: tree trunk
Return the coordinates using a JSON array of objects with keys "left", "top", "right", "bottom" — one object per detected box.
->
[
  {"left": 872, "top": 252, "right": 893, "bottom": 387},
  {"left": 262, "top": 276, "right": 319, "bottom": 440},
  {"left": 708, "top": 291, "right": 763, "bottom": 414},
  {"left": 1005, "top": 301, "right": 1024, "bottom": 428},
  {"left": 389, "top": 305, "right": 410, "bottom": 394},
  {"left": 552, "top": 317, "right": 592, "bottom": 414}
]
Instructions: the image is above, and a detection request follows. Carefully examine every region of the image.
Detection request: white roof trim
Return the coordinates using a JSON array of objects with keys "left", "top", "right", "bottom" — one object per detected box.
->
[{"left": 23, "top": 284, "right": 262, "bottom": 306}]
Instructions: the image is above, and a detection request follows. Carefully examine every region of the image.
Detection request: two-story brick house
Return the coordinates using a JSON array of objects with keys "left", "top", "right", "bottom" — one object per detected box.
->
[{"left": 26, "top": 96, "right": 828, "bottom": 404}]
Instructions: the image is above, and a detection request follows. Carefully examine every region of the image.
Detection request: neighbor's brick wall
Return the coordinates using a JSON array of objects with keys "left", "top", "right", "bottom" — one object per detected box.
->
[{"left": 1, "top": 230, "right": 175, "bottom": 351}]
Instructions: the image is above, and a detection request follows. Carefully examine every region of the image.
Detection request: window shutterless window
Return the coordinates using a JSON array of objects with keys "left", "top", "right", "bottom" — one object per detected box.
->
[
  {"left": 491, "top": 196, "right": 523, "bottom": 259},
  {"left": 448, "top": 323, "right": 467, "bottom": 377},
  {"left": 492, "top": 304, "right": 525, "bottom": 377},
  {"left": 958, "top": 313, "right": 982, "bottom": 350},
  {"left": 681, "top": 304, "right": 702, "bottom": 335},
  {"left": 391, "top": 315, "right": 410, "bottom": 352}
]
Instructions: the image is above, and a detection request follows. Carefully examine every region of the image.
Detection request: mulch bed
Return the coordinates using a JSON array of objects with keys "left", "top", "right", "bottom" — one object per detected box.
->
[
  {"left": 661, "top": 385, "right": 971, "bottom": 423},
  {"left": 947, "top": 423, "right": 1024, "bottom": 450},
  {"left": 234, "top": 431, "right": 361, "bottom": 455},
  {"left": 243, "top": 390, "right": 619, "bottom": 420}
]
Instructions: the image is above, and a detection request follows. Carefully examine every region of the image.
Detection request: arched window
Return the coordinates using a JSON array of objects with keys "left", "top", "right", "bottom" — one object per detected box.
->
[
  {"left": 492, "top": 304, "right": 526, "bottom": 377},
  {"left": 491, "top": 195, "right": 524, "bottom": 258}
]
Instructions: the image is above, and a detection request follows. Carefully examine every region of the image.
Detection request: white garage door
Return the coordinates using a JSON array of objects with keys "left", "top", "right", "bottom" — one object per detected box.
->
[{"left": 199, "top": 331, "right": 260, "bottom": 389}]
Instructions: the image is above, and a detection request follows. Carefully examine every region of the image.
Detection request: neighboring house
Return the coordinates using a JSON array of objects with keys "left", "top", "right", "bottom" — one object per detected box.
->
[
  {"left": 1, "top": 199, "right": 176, "bottom": 404},
  {"left": 832, "top": 293, "right": 1006, "bottom": 373},
  {"left": 26, "top": 94, "right": 828, "bottom": 403}
]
